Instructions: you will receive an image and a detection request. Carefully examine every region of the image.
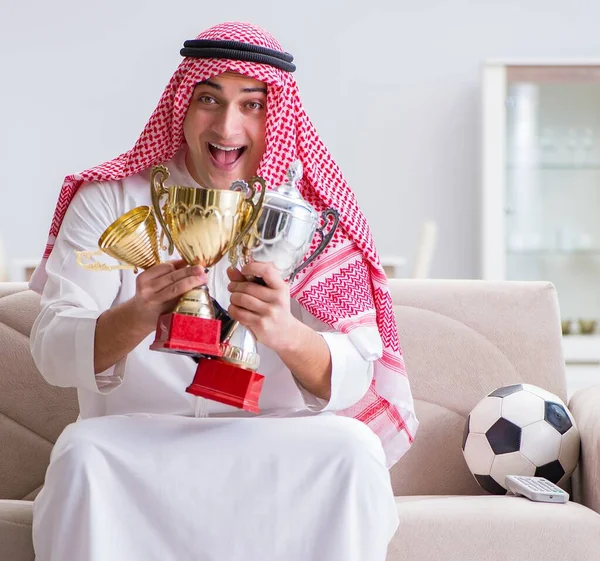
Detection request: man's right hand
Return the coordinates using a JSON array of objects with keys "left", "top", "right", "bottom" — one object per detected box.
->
[
  {"left": 94, "top": 259, "right": 208, "bottom": 374},
  {"left": 130, "top": 259, "right": 208, "bottom": 331}
]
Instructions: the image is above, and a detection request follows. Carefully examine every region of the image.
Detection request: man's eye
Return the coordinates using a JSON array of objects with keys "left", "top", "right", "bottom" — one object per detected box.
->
[
  {"left": 246, "top": 102, "right": 264, "bottom": 111},
  {"left": 198, "top": 95, "right": 216, "bottom": 104}
]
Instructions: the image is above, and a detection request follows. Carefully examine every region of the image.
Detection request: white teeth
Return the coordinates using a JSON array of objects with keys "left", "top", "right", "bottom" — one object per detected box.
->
[{"left": 209, "top": 142, "right": 244, "bottom": 152}]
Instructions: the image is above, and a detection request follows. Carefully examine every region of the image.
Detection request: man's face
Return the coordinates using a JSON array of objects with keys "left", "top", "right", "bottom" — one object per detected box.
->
[{"left": 183, "top": 72, "right": 267, "bottom": 191}]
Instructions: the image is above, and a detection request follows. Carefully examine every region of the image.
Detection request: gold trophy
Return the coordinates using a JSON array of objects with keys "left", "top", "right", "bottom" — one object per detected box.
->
[
  {"left": 76, "top": 205, "right": 161, "bottom": 272},
  {"left": 148, "top": 165, "right": 265, "bottom": 357}
]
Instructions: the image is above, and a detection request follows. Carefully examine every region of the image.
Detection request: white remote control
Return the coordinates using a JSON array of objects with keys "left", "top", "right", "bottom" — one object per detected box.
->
[{"left": 505, "top": 475, "right": 569, "bottom": 504}]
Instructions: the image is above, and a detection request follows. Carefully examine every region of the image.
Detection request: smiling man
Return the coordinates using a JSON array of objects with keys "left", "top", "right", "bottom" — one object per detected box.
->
[
  {"left": 29, "top": 22, "right": 417, "bottom": 561},
  {"left": 184, "top": 74, "right": 267, "bottom": 190}
]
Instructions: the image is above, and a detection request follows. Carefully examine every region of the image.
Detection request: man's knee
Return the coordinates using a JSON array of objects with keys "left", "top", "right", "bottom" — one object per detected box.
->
[
  {"left": 51, "top": 418, "right": 111, "bottom": 469},
  {"left": 318, "top": 416, "right": 387, "bottom": 471}
]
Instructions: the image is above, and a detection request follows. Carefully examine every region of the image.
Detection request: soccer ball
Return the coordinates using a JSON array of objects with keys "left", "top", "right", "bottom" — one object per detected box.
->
[{"left": 462, "top": 384, "right": 580, "bottom": 495}]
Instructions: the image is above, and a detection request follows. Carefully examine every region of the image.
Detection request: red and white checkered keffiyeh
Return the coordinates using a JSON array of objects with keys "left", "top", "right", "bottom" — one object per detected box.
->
[{"left": 30, "top": 21, "right": 417, "bottom": 467}]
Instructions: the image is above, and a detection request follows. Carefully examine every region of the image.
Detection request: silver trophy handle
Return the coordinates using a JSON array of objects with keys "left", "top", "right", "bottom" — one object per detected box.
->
[{"left": 289, "top": 208, "right": 340, "bottom": 284}]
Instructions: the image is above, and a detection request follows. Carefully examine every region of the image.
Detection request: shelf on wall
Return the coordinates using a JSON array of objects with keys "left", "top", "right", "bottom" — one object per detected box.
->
[{"left": 562, "top": 334, "right": 600, "bottom": 363}]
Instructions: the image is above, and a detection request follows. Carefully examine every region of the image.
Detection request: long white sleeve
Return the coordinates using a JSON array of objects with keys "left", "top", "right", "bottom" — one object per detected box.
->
[
  {"left": 30, "top": 181, "right": 127, "bottom": 394},
  {"left": 290, "top": 301, "right": 380, "bottom": 413}
]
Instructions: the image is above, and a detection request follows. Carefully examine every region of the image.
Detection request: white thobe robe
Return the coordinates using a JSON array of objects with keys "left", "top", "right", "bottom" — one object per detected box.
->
[{"left": 30, "top": 148, "right": 399, "bottom": 561}]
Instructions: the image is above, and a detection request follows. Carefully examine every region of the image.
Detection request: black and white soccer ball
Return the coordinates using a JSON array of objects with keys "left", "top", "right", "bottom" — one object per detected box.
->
[{"left": 462, "top": 384, "right": 580, "bottom": 495}]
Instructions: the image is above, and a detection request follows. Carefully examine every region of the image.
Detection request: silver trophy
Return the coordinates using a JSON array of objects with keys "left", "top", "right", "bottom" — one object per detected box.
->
[{"left": 220, "top": 160, "right": 340, "bottom": 370}]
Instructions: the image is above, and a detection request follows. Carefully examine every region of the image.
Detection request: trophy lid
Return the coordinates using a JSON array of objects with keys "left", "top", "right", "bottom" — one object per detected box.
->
[{"left": 263, "top": 160, "right": 319, "bottom": 224}]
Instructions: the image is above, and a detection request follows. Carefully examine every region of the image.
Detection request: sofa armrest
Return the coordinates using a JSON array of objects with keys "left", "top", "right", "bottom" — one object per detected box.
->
[{"left": 569, "top": 384, "right": 600, "bottom": 514}]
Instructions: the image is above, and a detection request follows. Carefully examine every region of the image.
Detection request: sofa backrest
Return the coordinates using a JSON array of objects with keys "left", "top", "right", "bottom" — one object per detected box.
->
[
  {"left": 0, "top": 283, "right": 78, "bottom": 500},
  {"left": 388, "top": 279, "right": 567, "bottom": 496},
  {"left": 0, "top": 280, "right": 567, "bottom": 499}
]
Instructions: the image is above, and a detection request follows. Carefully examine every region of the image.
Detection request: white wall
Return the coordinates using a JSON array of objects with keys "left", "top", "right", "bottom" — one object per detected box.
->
[{"left": 1, "top": 0, "right": 599, "bottom": 279}]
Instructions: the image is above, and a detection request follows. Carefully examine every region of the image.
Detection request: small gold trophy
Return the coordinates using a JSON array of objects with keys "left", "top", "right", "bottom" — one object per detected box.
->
[{"left": 76, "top": 205, "right": 161, "bottom": 272}]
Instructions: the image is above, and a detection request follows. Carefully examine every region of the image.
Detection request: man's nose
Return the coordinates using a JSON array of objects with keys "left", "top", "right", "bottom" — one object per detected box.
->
[{"left": 212, "top": 104, "right": 242, "bottom": 139}]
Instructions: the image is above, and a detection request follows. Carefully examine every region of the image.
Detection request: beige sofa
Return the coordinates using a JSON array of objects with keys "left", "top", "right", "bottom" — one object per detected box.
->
[{"left": 1, "top": 279, "right": 600, "bottom": 560}]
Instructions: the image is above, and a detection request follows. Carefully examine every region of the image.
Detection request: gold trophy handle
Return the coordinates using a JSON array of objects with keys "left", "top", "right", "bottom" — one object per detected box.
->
[
  {"left": 75, "top": 250, "right": 138, "bottom": 272},
  {"left": 230, "top": 176, "right": 266, "bottom": 249},
  {"left": 150, "top": 165, "right": 175, "bottom": 255}
]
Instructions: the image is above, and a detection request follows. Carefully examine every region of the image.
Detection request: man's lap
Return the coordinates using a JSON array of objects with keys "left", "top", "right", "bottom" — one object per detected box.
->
[{"left": 51, "top": 412, "right": 386, "bottom": 470}]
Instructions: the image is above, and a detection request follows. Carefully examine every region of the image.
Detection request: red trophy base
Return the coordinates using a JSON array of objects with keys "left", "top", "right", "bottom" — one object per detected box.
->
[
  {"left": 150, "top": 313, "right": 223, "bottom": 356},
  {"left": 186, "top": 359, "right": 265, "bottom": 414}
]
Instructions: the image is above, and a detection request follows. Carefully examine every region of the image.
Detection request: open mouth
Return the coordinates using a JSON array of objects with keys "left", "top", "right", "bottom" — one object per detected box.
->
[{"left": 207, "top": 142, "right": 247, "bottom": 169}]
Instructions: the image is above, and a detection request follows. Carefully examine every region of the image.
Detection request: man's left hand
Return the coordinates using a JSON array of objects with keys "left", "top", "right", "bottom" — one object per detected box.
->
[{"left": 227, "top": 262, "right": 301, "bottom": 353}]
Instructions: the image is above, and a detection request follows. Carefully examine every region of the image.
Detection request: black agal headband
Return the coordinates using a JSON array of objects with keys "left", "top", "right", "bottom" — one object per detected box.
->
[{"left": 180, "top": 39, "right": 296, "bottom": 73}]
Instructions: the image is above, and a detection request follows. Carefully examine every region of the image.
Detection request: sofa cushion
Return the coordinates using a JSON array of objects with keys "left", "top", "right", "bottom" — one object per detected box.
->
[
  {"left": 388, "top": 280, "right": 567, "bottom": 496},
  {"left": 389, "top": 400, "right": 485, "bottom": 497},
  {"left": 387, "top": 495, "right": 600, "bottom": 561},
  {"left": 0, "top": 286, "right": 78, "bottom": 499},
  {"left": 5, "top": 495, "right": 600, "bottom": 561},
  {"left": 0, "top": 500, "right": 34, "bottom": 561}
]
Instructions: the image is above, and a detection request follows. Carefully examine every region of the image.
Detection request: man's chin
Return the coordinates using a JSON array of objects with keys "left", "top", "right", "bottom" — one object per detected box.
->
[
  {"left": 208, "top": 169, "right": 254, "bottom": 191},
  {"left": 209, "top": 175, "right": 241, "bottom": 191}
]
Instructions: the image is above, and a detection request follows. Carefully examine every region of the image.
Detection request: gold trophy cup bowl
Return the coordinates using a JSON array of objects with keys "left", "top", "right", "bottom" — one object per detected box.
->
[
  {"left": 149, "top": 165, "right": 264, "bottom": 357},
  {"left": 76, "top": 205, "right": 161, "bottom": 273},
  {"left": 99, "top": 206, "right": 161, "bottom": 270}
]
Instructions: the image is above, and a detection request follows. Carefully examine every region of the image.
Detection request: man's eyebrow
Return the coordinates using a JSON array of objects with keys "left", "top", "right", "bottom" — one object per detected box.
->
[
  {"left": 241, "top": 86, "right": 267, "bottom": 94},
  {"left": 196, "top": 80, "right": 221, "bottom": 91},
  {"left": 196, "top": 81, "right": 267, "bottom": 95}
]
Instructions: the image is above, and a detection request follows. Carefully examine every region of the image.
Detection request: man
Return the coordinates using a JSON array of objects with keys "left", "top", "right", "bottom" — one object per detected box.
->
[{"left": 29, "top": 21, "right": 418, "bottom": 561}]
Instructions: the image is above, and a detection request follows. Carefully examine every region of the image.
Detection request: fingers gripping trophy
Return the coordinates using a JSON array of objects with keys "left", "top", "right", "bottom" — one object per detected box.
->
[{"left": 186, "top": 160, "right": 340, "bottom": 413}]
